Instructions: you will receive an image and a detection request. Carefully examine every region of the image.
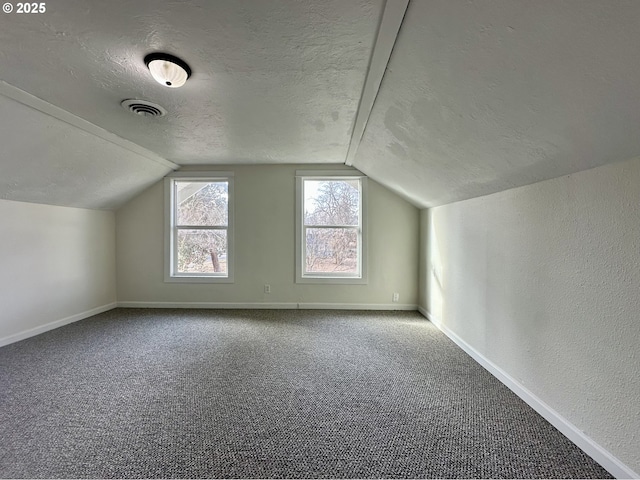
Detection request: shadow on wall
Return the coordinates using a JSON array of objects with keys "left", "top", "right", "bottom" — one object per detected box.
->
[{"left": 427, "top": 210, "right": 443, "bottom": 321}]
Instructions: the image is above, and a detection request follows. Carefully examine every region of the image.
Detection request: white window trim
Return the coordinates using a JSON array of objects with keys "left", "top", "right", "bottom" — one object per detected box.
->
[
  {"left": 295, "top": 170, "right": 368, "bottom": 285},
  {"left": 164, "top": 171, "right": 235, "bottom": 283}
]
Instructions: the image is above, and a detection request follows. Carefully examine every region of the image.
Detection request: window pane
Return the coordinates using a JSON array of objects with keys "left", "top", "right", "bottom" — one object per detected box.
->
[
  {"left": 176, "top": 181, "right": 228, "bottom": 226},
  {"left": 304, "top": 180, "right": 359, "bottom": 226},
  {"left": 177, "top": 229, "right": 227, "bottom": 274},
  {"left": 305, "top": 227, "right": 358, "bottom": 274}
]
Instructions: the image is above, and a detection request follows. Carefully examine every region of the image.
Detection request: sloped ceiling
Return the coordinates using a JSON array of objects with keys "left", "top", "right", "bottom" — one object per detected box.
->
[
  {"left": 0, "top": 84, "right": 175, "bottom": 210},
  {"left": 1, "top": 0, "right": 640, "bottom": 210},
  {"left": 352, "top": 0, "right": 640, "bottom": 207},
  {"left": 0, "top": 0, "right": 384, "bottom": 209}
]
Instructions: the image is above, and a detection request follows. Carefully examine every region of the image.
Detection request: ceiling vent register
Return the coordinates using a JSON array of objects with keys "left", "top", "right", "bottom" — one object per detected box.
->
[{"left": 121, "top": 99, "right": 167, "bottom": 117}]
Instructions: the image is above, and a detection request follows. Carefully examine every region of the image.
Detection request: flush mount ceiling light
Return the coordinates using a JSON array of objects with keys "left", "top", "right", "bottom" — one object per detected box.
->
[{"left": 144, "top": 53, "right": 191, "bottom": 88}]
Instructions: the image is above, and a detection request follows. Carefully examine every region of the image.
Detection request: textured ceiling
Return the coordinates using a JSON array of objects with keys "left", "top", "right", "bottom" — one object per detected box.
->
[
  {"left": 1, "top": 0, "right": 640, "bottom": 210},
  {"left": 352, "top": 0, "right": 640, "bottom": 207},
  {"left": 0, "top": 84, "right": 174, "bottom": 210},
  {"left": 0, "top": 0, "right": 381, "bottom": 165}
]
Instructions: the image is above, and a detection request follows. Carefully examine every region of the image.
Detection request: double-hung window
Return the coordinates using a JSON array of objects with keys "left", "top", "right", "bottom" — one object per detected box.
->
[
  {"left": 295, "top": 171, "right": 367, "bottom": 284},
  {"left": 165, "top": 172, "right": 234, "bottom": 283}
]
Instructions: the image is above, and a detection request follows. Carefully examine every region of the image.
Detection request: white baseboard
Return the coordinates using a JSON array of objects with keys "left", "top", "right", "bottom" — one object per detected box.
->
[
  {"left": 0, "top": 302, "right": 118, "bottom": 348},
  {"left": 298, "top": 303, "right": 418, "bottom": 311},
  {"left": 118, "top": 301, "right": 298, "bottom": 309},
  {"left": 417, "top": 307, "right": 638, "bottom": 480},
  {"left": 118, "top": 301, "right": 418, "bottom": 311}
]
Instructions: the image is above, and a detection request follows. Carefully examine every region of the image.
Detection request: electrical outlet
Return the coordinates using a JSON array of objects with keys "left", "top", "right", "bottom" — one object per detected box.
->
[
  {"left": 392, "top": 292, "right": 399, "bottom": 303},
  {"left": 264, "top": 284, "right": 271, "bottom": 294}
]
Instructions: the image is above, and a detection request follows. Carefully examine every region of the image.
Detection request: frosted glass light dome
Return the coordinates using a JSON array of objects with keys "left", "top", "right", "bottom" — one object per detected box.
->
[{"left": 144, "top": 53, "right": 191, "bottom": 88}]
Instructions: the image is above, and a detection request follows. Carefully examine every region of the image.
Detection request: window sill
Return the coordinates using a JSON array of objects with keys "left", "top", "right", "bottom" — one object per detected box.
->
[
  {"left": 296, "top": 275, "right": 368, "bottom": 285},
  {"left": 164, "top": 275, "right": 234, "bottom": 284}
]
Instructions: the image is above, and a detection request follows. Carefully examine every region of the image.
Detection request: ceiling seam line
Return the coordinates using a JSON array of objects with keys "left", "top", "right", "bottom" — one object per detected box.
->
[
  {"left": 0, "top": 81, "right": 179, "bottom": 171},
  {"left": 344, "top": 0, "right": 410, "bottom": 167}
]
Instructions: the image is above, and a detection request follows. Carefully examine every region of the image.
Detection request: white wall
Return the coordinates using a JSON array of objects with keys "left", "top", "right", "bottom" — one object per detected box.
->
[
  {"left": 420, "top": 157, "right": 640, "bottom": 477},
  {"left": 117, "top": 164, "right": 419, "bottom": 308},
  {"left": 0, "top": 199, "right": 116, "bottom": 345}
]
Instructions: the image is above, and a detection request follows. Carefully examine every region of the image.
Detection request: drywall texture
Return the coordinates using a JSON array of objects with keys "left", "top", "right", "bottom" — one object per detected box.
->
[
  {"left": 0, "top": 199, "right": 116, "bottom": 341},
  {"left": 353, "top": 0, "right": 640, "bottom": 208},
  {"left": 0, "top": 0, "right": 382, "bottom": 165},
  {"left": 0, "top": 91, "right": 174, "bottom": 210},
  {"left": 116, "top": 165, "right": 419, "bottom": 307},
  {"left": 422, "top": 157, "right": 640, "bottom": 474}
]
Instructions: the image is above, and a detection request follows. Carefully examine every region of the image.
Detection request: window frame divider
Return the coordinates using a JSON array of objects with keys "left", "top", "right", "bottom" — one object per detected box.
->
[
  {"left": 164, "top": 171, "right": 235, "bottom": 284},
  {"left": 295, "top": 171, "right": 368, "bottom": 285}
]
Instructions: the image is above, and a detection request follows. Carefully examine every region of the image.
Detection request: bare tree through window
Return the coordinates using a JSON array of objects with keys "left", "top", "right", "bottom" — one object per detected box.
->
[
  {"left": 175, "top": 181, "right": 229, "bottom": 274},
  {"left": 304, "top": 179, "right": 360, "bottom": 274}
]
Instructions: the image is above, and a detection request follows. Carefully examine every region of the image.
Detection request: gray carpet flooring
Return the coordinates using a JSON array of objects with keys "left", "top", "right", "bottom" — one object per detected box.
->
[{"left": 0, "top": 308, "right": 612, "bottom": 479}]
